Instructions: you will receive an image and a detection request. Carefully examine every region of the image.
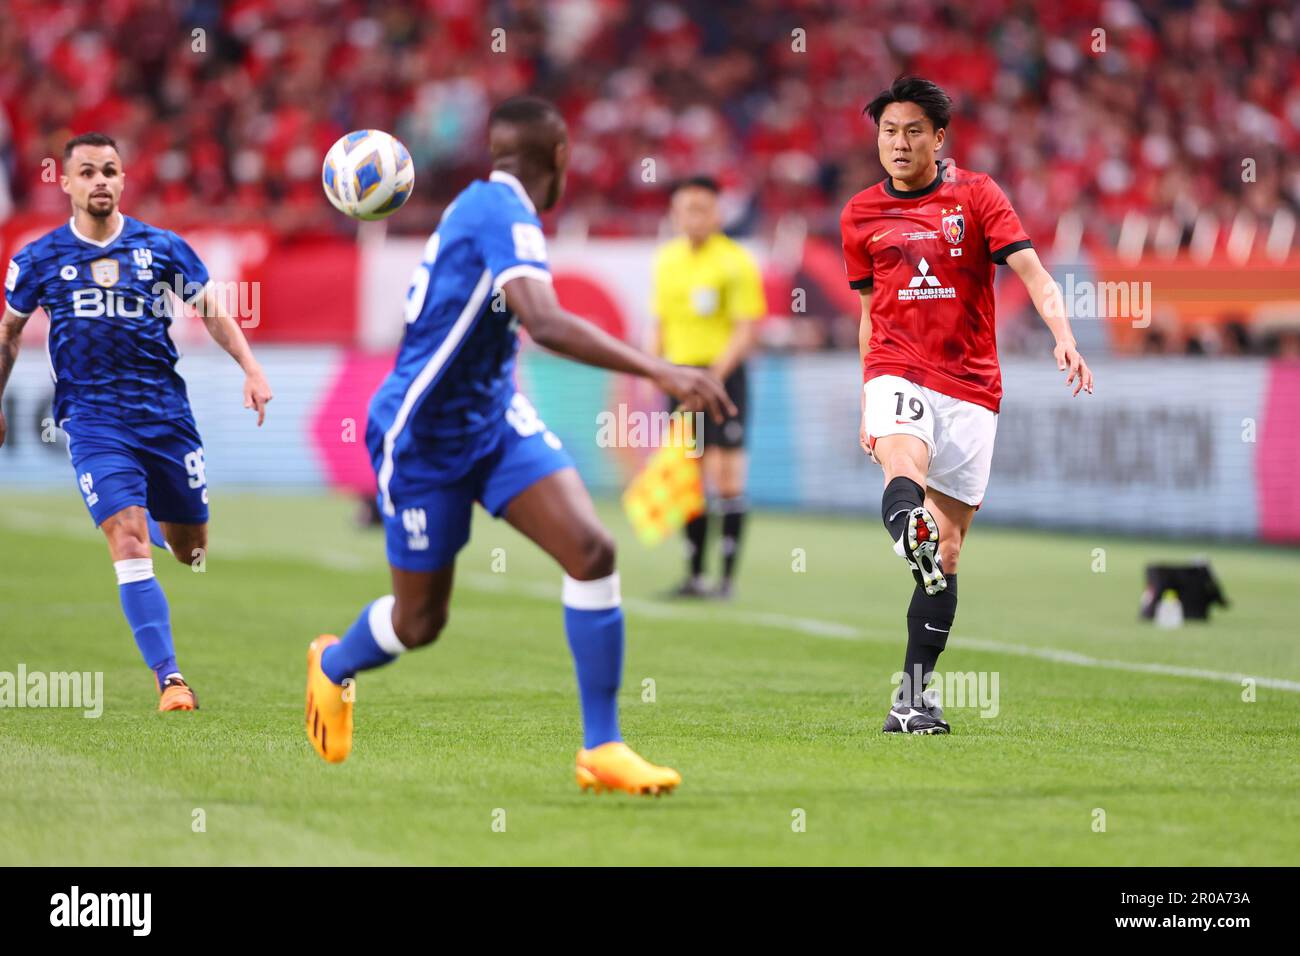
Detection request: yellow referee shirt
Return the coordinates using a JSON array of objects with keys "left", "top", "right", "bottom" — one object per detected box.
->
[{"left": 652, "top": 234, "right": 766, "bottom": 367}]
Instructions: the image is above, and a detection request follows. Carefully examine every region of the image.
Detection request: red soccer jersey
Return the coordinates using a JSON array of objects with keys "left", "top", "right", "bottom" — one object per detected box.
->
[{"left": 840, "top": 161, "right": 1031, "bottom": 412}]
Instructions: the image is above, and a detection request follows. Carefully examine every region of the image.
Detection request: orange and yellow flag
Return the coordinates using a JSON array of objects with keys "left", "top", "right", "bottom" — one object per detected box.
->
[{"left": 621, "top": 413, "right": 705, "bottom": 547}]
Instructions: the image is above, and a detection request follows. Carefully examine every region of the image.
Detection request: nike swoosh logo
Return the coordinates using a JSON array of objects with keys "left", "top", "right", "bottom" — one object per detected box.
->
[
  {"left": 924, "top": 623, "right": 949, "bottom": 633},
  {"left": 888, "top": 508, "right": 911, "bottom": 522},
  {"left": 871, "top": 228, "right": 895, "bottom": 243}
]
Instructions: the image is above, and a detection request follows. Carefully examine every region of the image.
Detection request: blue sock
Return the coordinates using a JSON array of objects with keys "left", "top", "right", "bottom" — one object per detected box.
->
[
  {"left": 321, "top": 595, "right": 404, "bottom": 685},
  {"left": 563, "top": 574, "right": 624, "bottom": 749},
  {"left": 144, "top": 512, "right": 168, "bottom": 551},
  {"left": 115, "top": 559, "right": 179, "bottom": 687}
]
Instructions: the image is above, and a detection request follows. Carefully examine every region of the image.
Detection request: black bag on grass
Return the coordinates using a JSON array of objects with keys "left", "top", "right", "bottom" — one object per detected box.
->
[{"left": 1139, "top": 562, "right": 1229, "bottom": 622}]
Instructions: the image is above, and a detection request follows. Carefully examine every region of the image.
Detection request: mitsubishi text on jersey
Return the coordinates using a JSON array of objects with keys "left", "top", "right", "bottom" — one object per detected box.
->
[
  {"left": 3, "top": 215, "right": 210, "bottom": 422},
  {"left": 840, "top": 161, "right": 1031, "bottom": 412}
]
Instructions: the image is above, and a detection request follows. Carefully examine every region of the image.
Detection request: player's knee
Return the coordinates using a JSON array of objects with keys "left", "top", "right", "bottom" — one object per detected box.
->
[
  {"left": 172, "top": 536, "right": 206, "bottom": 565},
  {"left": 878, "top": 445, "right": 924, "bottom": 484},
  {"left": 163, "top": 529, "right": 206, "bottom": 565},
  {"left": 112, "top": 534, "right": 151, "bottom": 561},
  {"left": 890, "top": 459, "right": 925, "bottom": 486},
  {"left": 569, "top": 527, "right": 616, "bottom": 580},
  {"left": 105, "top": 521, "right": 150, "bottom": 560},
  {"left": 939, "top": 537, "right": 962, "bottom": 572},
  {"left": 394, "top": 605, "right": 448, "bottom": 649}
]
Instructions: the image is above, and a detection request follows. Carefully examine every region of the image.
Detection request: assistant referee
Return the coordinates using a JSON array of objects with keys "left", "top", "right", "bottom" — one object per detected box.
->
[{"left": 651, "top": 176, "right": 766, "bottom": 599}]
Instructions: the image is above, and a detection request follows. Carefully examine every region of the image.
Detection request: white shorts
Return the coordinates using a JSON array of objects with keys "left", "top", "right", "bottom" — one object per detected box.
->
[{"left": 862, "top": 374, "right": 998, "bottom": 507}]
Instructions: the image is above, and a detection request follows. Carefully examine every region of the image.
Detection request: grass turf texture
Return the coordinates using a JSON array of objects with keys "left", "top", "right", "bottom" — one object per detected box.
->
[{"left": 1, "top": 491, "right": 1297, "bottom": 866}]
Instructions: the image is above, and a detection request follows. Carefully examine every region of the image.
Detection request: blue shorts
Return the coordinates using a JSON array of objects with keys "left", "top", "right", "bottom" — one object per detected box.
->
[
  {"left": 375, "top": 396, "right": 575, "bottom": 572},
  {"left": 63, "top": 413, "right": 210, "bottom": 527}
]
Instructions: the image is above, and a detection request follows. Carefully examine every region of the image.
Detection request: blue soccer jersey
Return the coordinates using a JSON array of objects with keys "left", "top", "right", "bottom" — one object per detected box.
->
[
  {"left": 365, "top": 170, "right": 574, "bottom": 569},
  {"left": 369, "top": 170, "right": 556, "bottom": 511},
  {"left": 3, "top": 214, "right": 210, "bottom": 422}
]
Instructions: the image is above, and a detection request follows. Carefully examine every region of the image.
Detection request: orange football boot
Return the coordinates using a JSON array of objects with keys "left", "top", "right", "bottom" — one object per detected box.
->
[
  {"left": 576, "top": 741, "right": 681, "bottom": 796},
  {"left": 305, "top": 636, "right": 353, "bottom": 763},
  {"left": 157, "top": 675, "right": 198, "bottom": 711}
]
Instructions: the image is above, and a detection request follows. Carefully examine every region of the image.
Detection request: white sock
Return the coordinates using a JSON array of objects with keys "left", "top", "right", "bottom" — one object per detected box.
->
[
  {"left": 369, "top": 594, "right": 406, "bottom": 656},
  {"left": 114, "top": 558, "right": 155, "bottom": 584},
  {"left": 562, "top": 572, "right": 622, "bottom": 610}
]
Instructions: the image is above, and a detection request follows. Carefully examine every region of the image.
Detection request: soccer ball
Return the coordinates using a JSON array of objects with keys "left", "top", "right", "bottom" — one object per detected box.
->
[{"left": 322, "top": 130, "right": 415, "bottom": 220}]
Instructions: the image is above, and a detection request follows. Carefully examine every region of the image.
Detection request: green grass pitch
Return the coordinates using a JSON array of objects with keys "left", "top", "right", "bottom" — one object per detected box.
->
[{"left": 1, "top": 491, "right": 1297, "bottom": 865}]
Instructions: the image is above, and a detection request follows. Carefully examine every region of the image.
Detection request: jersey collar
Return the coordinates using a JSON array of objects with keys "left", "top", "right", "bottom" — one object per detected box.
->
[
  {"left": 883, "top": 163, "right": 946, "bottom": 200},
  {"left": 489, "top": 170, "right": 536, "bottom": 215},
  {"left": 68, "top": 212, "right": 125, "bottom": 248}
]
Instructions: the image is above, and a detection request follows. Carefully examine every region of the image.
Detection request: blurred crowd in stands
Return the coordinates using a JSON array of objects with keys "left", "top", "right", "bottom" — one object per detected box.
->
[{"left": 2, "top": 0, "right": 1297, "bottom": 352}]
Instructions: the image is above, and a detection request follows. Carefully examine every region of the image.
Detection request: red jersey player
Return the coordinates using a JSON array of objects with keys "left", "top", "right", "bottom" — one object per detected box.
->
[{"left": 841, "top": 76, "right": 1094, "bottom": 735}]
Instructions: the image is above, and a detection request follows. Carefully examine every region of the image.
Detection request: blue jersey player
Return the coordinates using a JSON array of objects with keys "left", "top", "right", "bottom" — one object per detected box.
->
[
  {"left": 0, "top": 133, "right": 274, "bottom": 711},
  {"left": 304, "top": 97, "right": 733, "bottom": 795}
]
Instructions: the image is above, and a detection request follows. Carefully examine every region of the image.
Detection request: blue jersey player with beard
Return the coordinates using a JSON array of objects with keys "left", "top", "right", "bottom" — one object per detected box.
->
[
  {"left": 0, "top": 133, "right": 274, "bottom": 712},
  {"left": 303, "top": 97, "right": 734, "bottom": 795}
]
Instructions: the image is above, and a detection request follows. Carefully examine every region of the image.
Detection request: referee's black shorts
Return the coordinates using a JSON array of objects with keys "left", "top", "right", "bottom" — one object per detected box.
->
[{"left": 665, "top": 363, "right": 748, "bottom": 451}]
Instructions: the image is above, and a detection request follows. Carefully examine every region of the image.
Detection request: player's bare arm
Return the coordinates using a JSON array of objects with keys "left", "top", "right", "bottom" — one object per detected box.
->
[
  {"left": 0, "top": 306, "right": 31, "bottom": 447},
  {"left": 1006, "top": 247, "right": 1094, "bottom": 397},
  {"left": 196, "top": 285, "right": 274, "bottom": 425},
  {"left": 503, "top": 274, "right": 735, "bottom": 422},
  {"left": 857, "top": 289, "right": 872, "bottom": 453}
]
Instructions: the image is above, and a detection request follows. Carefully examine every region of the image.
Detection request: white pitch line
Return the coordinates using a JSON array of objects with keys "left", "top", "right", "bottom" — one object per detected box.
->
[
  {"left": 0, "top": 508, "right": 368, "bottom": 570},
  {"left": 459, "top": 574, "right": 1300, "bottom": 693},
  {"left": 5, "top": 509, "right": 1297, "bottom": 693},
  {"left": 460, "top": 573, "right": 865, "bottom": 639},
  {"left": 951, "top": 637, "right": 1300, "bottom": 693}
]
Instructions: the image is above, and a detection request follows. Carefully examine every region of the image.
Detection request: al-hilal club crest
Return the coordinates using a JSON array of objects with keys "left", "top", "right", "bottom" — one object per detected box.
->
[
  {"left": 941, "top": 205, "right": 965, "bottom": 245},
  {"left": 90, "top": 257, "right": 119, "bottom": 287}
]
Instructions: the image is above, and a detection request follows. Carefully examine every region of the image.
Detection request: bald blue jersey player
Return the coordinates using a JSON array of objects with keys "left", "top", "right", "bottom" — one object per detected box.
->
[
  {"left": 304, "top": 97, "right": 733, "bottom": 795},
  {"left": 0, "top": 133, "right": 273, "bottom": 711}
]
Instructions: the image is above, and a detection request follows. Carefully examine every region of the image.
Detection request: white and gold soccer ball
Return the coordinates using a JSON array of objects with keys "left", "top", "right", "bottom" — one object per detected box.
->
[{"left": 322, "top": 129, "right": 415, "bottom": 220}]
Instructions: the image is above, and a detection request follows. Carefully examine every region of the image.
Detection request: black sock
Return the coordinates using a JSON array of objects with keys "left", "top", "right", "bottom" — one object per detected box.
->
[
  {"left": 899, "top": 574, "right": 958, "bottom": 703},
  {"left": 685, "top": 513, "right": 708, "bottom": 578},
  {"left": 882, "top": 476, "right": 925, "bottom": 546},
  {"left": 719, "top": 496, "right": 747, "bottom": 581}
]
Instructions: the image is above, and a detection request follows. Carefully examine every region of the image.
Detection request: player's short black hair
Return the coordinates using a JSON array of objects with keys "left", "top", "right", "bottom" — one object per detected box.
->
[
  {"left": 864, "top": 75, "right": 953, "bottom": 132},
  {"left": 670, "top": 175, "right": 720, "bottom": 197},
  {"left": 489, "top": 96, "right": 565, "bottom": 130},
  {"left": 63, "top": 132, "right": 119, "bottom": 161}
]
